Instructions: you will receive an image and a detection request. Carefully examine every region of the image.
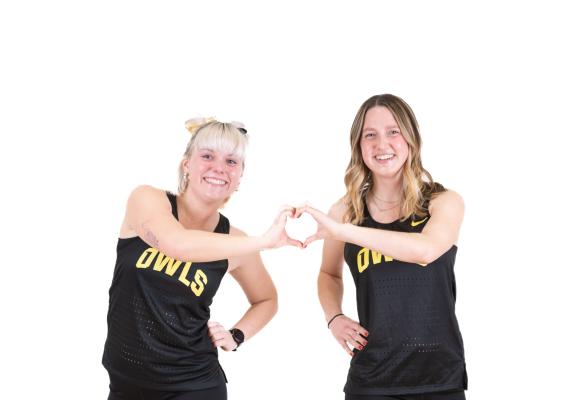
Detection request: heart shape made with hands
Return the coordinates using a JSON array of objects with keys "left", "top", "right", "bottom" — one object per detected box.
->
[{"left": 285, "top": 212, "right": 318, "bottom": 245}]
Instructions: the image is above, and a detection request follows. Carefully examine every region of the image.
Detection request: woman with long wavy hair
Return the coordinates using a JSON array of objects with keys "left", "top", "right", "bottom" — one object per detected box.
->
[{"left": 301, "top": 94, "right": 468, "bottom": 399}]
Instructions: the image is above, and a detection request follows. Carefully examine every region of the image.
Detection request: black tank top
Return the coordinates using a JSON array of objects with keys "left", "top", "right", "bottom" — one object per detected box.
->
[
  {"left": 343, "top": 203, "right": 467, "bottom": 395},
  {"left": 102, "top": 192, "right": 230, "bottom": 390}
]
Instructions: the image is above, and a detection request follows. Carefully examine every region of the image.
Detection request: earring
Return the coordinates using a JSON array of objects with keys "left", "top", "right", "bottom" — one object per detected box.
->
[{"left": 183, "top": 172, "right": 188, "bottom": 181}]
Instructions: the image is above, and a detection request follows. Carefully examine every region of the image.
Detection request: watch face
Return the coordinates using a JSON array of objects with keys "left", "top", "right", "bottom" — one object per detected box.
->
[{"left": 230, "top": 328, "right": 244, "bottom": 344}]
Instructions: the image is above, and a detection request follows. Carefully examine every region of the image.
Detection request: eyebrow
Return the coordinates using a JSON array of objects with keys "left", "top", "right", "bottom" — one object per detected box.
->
[
  {"left": 362, "top": 125, "right": 400, "bottom": 131},
  {"left": 199, "top": 148, "right": 240, "bottom": 158}
]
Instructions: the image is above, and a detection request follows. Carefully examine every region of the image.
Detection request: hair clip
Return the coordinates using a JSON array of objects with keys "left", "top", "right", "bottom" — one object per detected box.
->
[
  {"left": 185, "top": 116, "right": 216, "bottom": 134},
  {"left": 231, "top": 121, "right": 248, "bottom": 135},
  {"left": 185, "top": 117, "right": 248, "bottom": 135}
]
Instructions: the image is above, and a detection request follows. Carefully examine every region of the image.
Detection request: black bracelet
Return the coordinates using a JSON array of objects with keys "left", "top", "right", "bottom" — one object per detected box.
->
[{"left": 327, "top": 313, "right": 344, "bottom": 328}]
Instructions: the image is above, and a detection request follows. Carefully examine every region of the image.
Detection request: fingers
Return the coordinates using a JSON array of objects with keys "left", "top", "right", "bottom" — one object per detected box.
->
[
  {"left": 207, "top": 321, "right": 225, "bottom": 338},
  {"left": 355, "top": 326, "right": 369, "bottom": 339},
  {"left": 212, "top": 333, "right": 231, "bottom": 346},
  {"left": 207, "top": 321, "right": 237, "bottom": 351},
  {"left": 281, "top": 204, "right": 319, "bottom": 219},
  {"left": 277, "top": 208, "right": 294, "bottom": 224},
  {"left": 336, "top": 337, "right": 354, "bottom": 357},
  {"left": 302, "top": 234, "right": 320, "bottom": 248},
  {"left": 207, "top": 321, "right": 227, "bottom": 340},
  {"left": 273, "top": 206, "right": 294, "bottom": 227},
  {"left": 269, "top": 203, "right": 325, "bottom": 249},
  {"left": 293, "top": 207, "right": 304, "bottom": 218},
  {"left": 287, "top": 235, "right": 304, "bottom": 249},
  {"left": 345, "top": 332, "right": 367, "bottom": 350},
  {"left": 279, "top": 205, "right": 296, "bottom": 216},
  {"left": 207, "top": 320, "right": 220, "bottom": 329},
  {"left": 330, "top": 316, "right": 369, "bottom": 356},
  {"left": 297, "top": 205, "right": 319, "bottom": 217},
  {"left": 209, "top": 328, "right": 228, "bottom": 341},
  {"left": 278, "top": 204, "right": 325, "bottom": 219}
]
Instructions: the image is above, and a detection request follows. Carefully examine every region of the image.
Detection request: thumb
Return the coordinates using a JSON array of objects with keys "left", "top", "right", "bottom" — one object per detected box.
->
[
  {"left": 287, "top": 236, "right": 304, "bottom": 248},
  {"left": 303, "top": 234, "right": 320, "bottom": 248}
]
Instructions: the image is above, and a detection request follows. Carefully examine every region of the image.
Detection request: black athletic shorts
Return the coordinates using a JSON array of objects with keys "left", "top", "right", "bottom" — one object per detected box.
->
[
  {"left": 345, "top": 389, "right": 466, "bottom": 400},
  {"left": 108, "top": 375, "right": 227, "bottom": 400}
]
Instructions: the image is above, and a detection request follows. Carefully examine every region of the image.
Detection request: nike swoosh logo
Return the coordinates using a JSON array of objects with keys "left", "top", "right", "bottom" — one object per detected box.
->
[{"left": 411, "top": 217, "right": 428, "bottom": 227}]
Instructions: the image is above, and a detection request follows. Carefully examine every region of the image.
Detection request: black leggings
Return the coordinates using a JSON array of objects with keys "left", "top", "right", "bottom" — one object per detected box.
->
[
  {"left": 346, "top": 389, "right": 466, "bottom": 400},
  {"left": 108, "top": 377, "right": 227, "bottom": 400}
]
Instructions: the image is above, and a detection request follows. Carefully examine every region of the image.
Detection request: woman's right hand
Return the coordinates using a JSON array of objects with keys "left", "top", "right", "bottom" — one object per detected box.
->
[
  {"left": 329, "top": 314, "right": 369, "bottom": 356},
  {"left": 262, "top": 206, "right": 304, "bottom": 249},
  {"left": 296, "top": 205, "right": 343, "bottom": 247}
]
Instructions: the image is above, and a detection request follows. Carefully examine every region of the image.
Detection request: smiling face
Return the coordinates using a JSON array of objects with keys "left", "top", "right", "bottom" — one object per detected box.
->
[
  {"left": 183, "top": 147, "right": 243, "bottom": 202},
  {"left": 360, "top": 106, "right": 409, "bottom": 180},
  {"left": 178, "top": 121, "right": 248, "bottom": 204}
]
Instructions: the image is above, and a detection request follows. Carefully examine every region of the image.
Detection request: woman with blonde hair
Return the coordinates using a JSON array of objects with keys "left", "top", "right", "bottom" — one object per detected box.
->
[
  {"left": 102, "top": 118, "right": 301, "bottom": 400},
  {"left": 302, "top": 94, "right": 468, "bottom": 399}
]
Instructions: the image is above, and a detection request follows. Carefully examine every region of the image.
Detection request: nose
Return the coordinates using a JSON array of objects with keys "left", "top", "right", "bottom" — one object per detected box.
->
[
  {"left": 212, "top": 158, "right": 227, "bottom": 173},
  {"left": 373, "top": 132, "right": 388, "bottom": 150}
]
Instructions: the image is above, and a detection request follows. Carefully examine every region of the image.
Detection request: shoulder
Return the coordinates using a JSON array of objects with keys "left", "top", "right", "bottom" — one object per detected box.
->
[
  {"left": 429, "top": 189, "right": 464, "bottom": 215},
  {"left": 127, "top": 185, "right": 171, "bottom": 210},
  {"left": 129, "top": 184, "right": 165, "bottom": 199},
  {"left": 328, "top": 198, "right": 347, "bottom": 222}
]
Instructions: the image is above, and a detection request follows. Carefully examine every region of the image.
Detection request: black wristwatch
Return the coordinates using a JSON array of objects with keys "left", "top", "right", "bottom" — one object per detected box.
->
[{"left": 229, "top": 328, "right": 244, "bottom": 351}]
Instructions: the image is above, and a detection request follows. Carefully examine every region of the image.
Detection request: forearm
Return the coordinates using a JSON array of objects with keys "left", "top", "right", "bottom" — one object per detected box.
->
[
  {"left": 337, "top": 223, "right": 435, "bottom": 264},
  {"left": 318, "top": 270, "right": 344, "bottom": 321},
  {"left": 161, "top": 230, "right": 270, "bottom": 263},
  {"left": 231, "top": 297, "right": 278, "bottom": 341}
]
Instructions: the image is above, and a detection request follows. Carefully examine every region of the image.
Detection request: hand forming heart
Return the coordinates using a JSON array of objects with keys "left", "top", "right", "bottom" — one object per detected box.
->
[
  {"left": 294, "top": 205, "right": 343, "bottom": 247},
  {"left": 285, "top": 211, "right": 318, "bottom": 246},
  {"left": 263, "top": 205, "right": 342, "bottom": 249}
]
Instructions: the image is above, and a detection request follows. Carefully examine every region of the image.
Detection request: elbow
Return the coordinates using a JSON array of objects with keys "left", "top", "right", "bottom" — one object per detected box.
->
[
  {"left": 254, "top": 293, "right": 278, "bottom": 321},
  {"left": 416, "top": 244, "right": 445, "bottom": 265},
  {"left": 253, "top": 287, "right": 278, "bottom": 318},
  {"left": 269, "top": 296, "right": 278, "bottom": 319},
  {"left": 268, "top": 289, "right": 278, "bottom": 318},
  {"left": 269, "top": 289, "right": 279, "bottom": 320}
]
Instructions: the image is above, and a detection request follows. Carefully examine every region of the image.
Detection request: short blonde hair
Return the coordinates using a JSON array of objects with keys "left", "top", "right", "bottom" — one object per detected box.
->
[{"left": 178, "top": 121, "right": 248, "bottom": 193}]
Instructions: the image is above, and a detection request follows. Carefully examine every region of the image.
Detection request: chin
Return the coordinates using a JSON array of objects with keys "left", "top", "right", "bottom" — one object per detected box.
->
[
  {"left": 208, "top": 190, "right": 235, "bottom": 202},
  {"left": 203, "top": 193, "right": 230, "bottom": 202},
  {"left": 370, "top": 166, "right": 404, "bottom": 179}
]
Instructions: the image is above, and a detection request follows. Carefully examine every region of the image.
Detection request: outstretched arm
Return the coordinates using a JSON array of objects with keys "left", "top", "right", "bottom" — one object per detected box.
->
[
  {"left": 303, "top": 190, "right": 464, "bottom": 265},
  {"left": 124, "top": 185, "right": 302, "bottom": 263}
]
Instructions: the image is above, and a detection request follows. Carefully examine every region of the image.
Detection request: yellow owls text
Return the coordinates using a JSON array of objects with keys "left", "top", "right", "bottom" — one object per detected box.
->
[
  {"left": 357, "top": 247, "right": 427, "bottom": 273},
  {"left": 136, "top": 247, "right": 207, "bottom": 296}
]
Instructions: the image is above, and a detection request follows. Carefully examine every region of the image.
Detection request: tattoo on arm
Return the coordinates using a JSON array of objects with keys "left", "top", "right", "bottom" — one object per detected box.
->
[
  {"left": 142, "top": 222, "right": 159, "bottom": 248},
  {"left": 146, "top": 230, "right": 159, "bottom": 248}
]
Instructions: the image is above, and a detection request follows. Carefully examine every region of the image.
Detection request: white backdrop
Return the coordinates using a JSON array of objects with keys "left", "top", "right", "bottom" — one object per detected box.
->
[{"left": 1, "top": 1, "right": 568, "bottom": 399}]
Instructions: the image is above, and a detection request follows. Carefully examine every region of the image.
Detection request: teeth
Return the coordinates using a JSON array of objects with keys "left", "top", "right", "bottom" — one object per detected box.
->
[
  {"left": 204, "top": 177, "right": 227, "bottom": 185},
  {"left": 376, "top": 154, "right": 394, "bottom": 160}
]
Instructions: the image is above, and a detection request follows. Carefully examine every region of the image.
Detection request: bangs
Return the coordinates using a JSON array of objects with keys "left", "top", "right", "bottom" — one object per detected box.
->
[{"left": 192, "top": 122, "right": 247, "bottom": 160}]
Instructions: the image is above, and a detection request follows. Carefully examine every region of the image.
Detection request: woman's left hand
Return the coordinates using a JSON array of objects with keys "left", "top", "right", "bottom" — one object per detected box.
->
[
  {"left": 296, "top": 205, "right": 343, "bottom": 247},
  {"left": 207, "top": 321, "right": 237, "bottom": 351}
]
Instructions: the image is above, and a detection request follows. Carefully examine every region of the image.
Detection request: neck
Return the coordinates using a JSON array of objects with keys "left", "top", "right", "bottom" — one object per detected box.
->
[
  {"left": 177, "top": 189, "right": 222, "bottom": 229},
  {"left": 370, "top": 174, "right": 403, "bottom": 202}
]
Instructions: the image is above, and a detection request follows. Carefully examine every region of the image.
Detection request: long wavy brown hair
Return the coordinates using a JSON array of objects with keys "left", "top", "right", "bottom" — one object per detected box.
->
[{"left": 343, "top": 94, "right": 445, "bottom": 224}]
